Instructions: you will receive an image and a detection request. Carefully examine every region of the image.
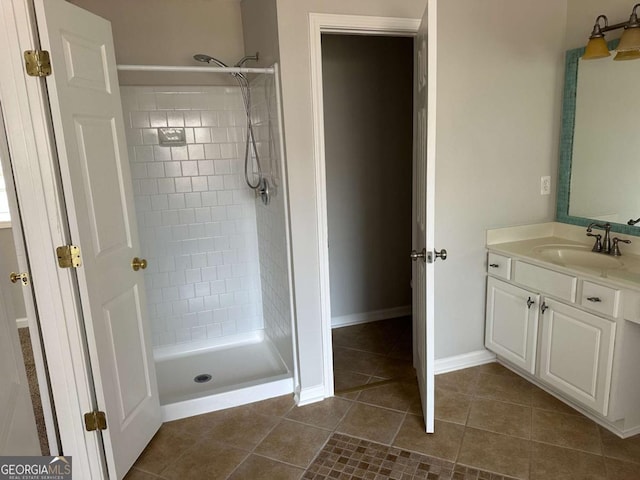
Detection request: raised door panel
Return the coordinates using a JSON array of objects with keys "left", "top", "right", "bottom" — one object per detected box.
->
[
  {"left": 485, "top": 277, "right": 539, "bottom": 373},
  {"left": 103, "top": 286, "right": 152, "bottom": 425},
  {"left": 539, "top": 299, "right": 615, "bottom": 415},
  {"left": 74, "top": 116, "right": 131, "bottom": 256}
]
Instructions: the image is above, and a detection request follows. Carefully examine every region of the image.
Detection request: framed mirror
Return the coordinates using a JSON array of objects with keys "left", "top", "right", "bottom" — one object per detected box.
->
[{"left": 557, "top": 39, "right": 640, "bottom": 236}]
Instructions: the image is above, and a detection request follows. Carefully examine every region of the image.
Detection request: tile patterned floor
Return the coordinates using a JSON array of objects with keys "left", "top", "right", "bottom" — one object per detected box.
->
[
  {"left": 304, "top": 433, "right": 516, "bottom": 480},
  {"left": 126, "top": 318, "right": 640, "bottom": 480}
]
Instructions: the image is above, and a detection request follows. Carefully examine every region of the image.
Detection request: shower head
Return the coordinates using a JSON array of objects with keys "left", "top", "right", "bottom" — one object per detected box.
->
[{"left": 193, "top": 54, "right": 229, "bottom": 69}]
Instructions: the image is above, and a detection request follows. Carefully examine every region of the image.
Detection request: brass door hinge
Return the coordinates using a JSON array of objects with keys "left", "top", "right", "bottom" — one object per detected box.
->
[
  {"left": 84, "top": 411, "right": 107, "bottom": 432},
  {"left": 24, "top": 50, "right": 51, "bottom": 77},
  {"left": 56, "top": 245, "right": 82, "bottom": 268}
]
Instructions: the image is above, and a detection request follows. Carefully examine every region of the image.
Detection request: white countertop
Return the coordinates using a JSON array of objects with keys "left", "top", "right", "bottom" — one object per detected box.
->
[{"left": 488, "top": 233, "right": 640, "bottom": 290}]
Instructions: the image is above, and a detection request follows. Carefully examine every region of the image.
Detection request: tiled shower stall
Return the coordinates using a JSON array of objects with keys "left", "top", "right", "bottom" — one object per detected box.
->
[{"left": 120, "top": 72, "right": 295, "bottom": 420}]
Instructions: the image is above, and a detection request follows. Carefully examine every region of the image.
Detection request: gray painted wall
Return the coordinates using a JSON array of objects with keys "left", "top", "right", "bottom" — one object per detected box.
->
[
  {"left": 432, "top": 0, "right": 567, "bottom": 358},
  {"left": 241, "top": 0, "right": 280, "bottom": 70},
  {"left": 69, "top": 0, "right": 246, "bottom": 86},
  {"left": 322, "top": 34, "right": 413, "bottom": 321}
]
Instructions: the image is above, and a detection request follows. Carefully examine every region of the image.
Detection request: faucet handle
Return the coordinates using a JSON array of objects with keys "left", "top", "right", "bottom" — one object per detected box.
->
[
  {"left": 611, "top": 237, "right": 631, "bottom": 257},
  {"left": 587, "top": 232, "right": 602, "bottom": 252}
]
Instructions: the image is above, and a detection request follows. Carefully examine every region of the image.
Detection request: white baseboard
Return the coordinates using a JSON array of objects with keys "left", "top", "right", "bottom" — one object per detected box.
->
[
  {"left": 331, "top": 305, "right": 412, "bottom": 329},
  {"left": 622, "top": 424, "right": 640, "bottom": 438},
  {"left": 296, "top": 384, "right": 326, "bottom": 406},
  {"left": 434, "top": 349, "right": 496, "bottom": 375},
  {"left": 16, "top": 317, "right": 28, "bottom": 329}
]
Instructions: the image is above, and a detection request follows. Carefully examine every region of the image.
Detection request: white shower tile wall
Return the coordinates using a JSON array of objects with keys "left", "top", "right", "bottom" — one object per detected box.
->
[
  {"left": 121, "top": 86, "right": 264, "bottom": 350},
  {"left": 250, "top": 74, "right": 295, "bottom": 371}
]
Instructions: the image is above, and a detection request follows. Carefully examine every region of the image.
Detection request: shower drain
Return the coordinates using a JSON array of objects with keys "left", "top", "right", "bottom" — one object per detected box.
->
[{"left": 194, "top": 374, "right": 213, "bottom": 384}]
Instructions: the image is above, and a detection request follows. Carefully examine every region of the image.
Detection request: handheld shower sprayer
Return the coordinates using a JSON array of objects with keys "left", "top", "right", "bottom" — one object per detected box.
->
[{"left": 192, "top": 52, "right": 269, "bottom": 205}]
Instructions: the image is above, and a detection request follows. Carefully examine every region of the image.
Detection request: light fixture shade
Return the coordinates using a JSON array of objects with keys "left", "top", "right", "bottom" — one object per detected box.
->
[
  {"left": 614, "top": 49, "right": 640, "bottom": 60},
  {"left": 582, "top": 37, "right": 611, "bottom": 59},
  {"left": 617, "top": 26, "right": 640, "bottom": 52}
]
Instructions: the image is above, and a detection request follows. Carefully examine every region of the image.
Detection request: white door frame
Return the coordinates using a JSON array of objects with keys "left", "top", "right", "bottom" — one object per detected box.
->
[
  {"left": 0, "top": 1, "right": 106, "bottom": 478},
  {"left": 308, "top": 13, "right": 421, "bottom": 397}
]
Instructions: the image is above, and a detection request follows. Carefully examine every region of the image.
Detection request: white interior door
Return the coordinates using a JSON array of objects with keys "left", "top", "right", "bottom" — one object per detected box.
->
[
  {"left": 0, "top": 107, "right": 58, "bottom": 455},
  {"left": 33, "top": 1, "right": 161, "bottom": 478},
  {"left": 0, "top": 104, "right": 40, "bottom": 456},
  {"left": 0, "top": 268, "right": 40, "bottom": 456},
  {"left": 0, "top": 164, "right": 40, "bottom": 455},
  {"left": 412, "top": 3, "right": 438, "bottom": 433}
]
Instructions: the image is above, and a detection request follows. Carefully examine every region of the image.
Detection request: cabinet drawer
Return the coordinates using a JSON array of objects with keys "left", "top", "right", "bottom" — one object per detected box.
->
[
  {"left": 580, "top": 281, "right": 620, "bottom": 318},
  {"left": 487, "top": 252, "right": 511, "bottom": 280},
  {"left": 513, "top": 261, "right": 577, "bottom": 302}
]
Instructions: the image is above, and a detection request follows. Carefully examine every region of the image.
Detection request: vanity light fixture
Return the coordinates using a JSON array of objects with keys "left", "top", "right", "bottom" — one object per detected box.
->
[
  {"left": 583, "top": 15, "right": 611, "bottom": 59},
  {"left": 583, "top": 3, "right": 640, "bottom": 61}
]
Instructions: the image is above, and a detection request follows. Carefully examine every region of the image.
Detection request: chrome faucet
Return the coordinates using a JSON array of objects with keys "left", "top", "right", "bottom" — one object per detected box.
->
[{"left": 586, "top": 223, "right": 612, "bottom": 253}]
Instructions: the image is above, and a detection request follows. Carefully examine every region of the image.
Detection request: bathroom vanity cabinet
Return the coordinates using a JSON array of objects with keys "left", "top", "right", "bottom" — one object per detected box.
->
[{"left": 485, "top": 240, "right": 640, "bottom": 438}]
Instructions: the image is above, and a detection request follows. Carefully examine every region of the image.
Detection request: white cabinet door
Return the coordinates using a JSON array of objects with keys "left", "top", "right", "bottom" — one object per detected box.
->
[
  {"left": 34, "top": 0, "right": 161, "bottom": 478},
  {"left": 539, "top": 298, "right": 615, "bottom": 415},
  {"left": 485, "top": 277, "right": 539, "bottom": 374}
]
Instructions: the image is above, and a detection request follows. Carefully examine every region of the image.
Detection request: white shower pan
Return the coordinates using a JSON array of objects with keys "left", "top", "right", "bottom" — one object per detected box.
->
[{"left": 154, "top": 331, "right": 293, "bottom": 421}]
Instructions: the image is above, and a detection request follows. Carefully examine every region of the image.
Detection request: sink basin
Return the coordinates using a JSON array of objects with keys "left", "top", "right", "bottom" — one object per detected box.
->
[{"left": 532, "top": 244, "right": 624, "bottom": 270}]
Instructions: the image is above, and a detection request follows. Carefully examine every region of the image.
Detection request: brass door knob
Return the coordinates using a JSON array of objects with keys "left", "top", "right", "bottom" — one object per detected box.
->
[
  {"left": 131, "top": 257, "right": 147, "bottom": 271},
  {"left": 9, "top": 272, "right": 29, "bottom": 286}
]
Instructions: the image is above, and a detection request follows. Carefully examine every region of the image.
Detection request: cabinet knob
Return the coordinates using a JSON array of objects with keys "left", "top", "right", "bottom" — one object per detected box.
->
[
  {"left": 526, "top": 297, "right": 534, "bottom": 309},
  {"left": 541, "top": 302, "right": 548, "bottom": 314},
  {"left": 586, "top": 297, "right": 602, "bottom": 303},
  {"left": 489, "top": 263, "right": 499, "bottom": 268}
]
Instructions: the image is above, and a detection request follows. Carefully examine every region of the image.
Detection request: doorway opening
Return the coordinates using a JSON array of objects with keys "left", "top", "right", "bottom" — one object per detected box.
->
[{"left": 320, "top": 33, "right": 415, "bottom": 397}]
